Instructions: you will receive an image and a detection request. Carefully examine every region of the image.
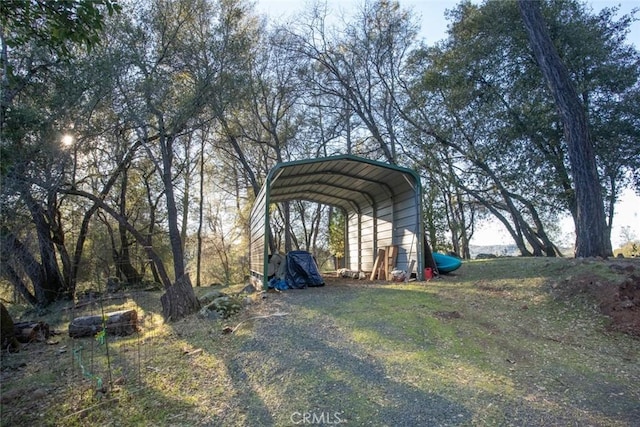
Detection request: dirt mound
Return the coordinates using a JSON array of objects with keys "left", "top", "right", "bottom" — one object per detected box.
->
[
  {"left": 598, "top": 273, "right": 640, "bottom": 337},
  {"left": 553, "top": 262, "right": 639, "bottom": 337}
]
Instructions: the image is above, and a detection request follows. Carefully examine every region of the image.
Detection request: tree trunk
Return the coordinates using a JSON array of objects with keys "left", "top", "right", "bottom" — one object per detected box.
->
[
  {"left": 62, "top": 187, "right": 173, "bottom": 289},
  {"left": 143, "top": 169, "right": 163, "bottom": 285},
  {"left": 312, "top": 203, "right": 322, "bottom": 254},
  {"left": 156, "top": 131, "right": 201, "bottom": 320},
  {"left": 196, "top": 133, "right": 205, "bottom": 287},
  {"left": 19, "top": 190, "right": 66, "bottom": 304},
  {"left": 71, "top": 210, "right": 95, "bottom": 296},
  {"left": 284, "top": 201, "right": 292, "bottom": 253},
  {"left": 117, "top": 170, "right": 142, "bottom": 284},
  {"left": 1, "top": 228, "right": 43, "bottom": 304},
  {"left": 69, "top": 139, "right": 144, "bottom": 296},
  {"left": 160, "top": 133, "right": 186, "bottom": 280},
  {"left": 518, "top": 0, "right": 612, "bottom": 258},
  {"left": 180, "top": 135, "right": 193, "bottom": 254},
  {"left": 160, "top": 275, "right": 201, "bottom": 322},
  {"left": 49, "top": 194, "right": 73, "bottom": 295},
  {"left": 100, "top": 212, "right": 142, "bottom": 285},
  {"left": 1, "top": 264, "right": 38, "bottom": 306},
  {"left": 510, "top": 192, "right": 561, "bottom": 257}
]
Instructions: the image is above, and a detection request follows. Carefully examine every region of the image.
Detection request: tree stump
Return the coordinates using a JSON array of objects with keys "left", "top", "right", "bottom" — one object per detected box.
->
[
  {"left": 1, "top": 303, "right": 20, "bottom": 352},
  {"left": 68, "top": 309, "right": 139, "bottom": 338}
]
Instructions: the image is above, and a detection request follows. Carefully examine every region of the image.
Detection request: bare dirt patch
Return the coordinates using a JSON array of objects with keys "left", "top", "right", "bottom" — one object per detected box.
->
[{"left": 550, "top": 260, "right": 639, "bottom": 337}]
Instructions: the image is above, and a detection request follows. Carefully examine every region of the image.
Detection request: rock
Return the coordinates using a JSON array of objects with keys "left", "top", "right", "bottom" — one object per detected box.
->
[
  {"left": 0, "top": 388, "right": 22, "bottom": 404},
  {"left": 210, "top": 296, "right": 243, "bottom": 318},
  {"left": 391, "top": 269, "right": 407, "bottom": 282},
  {"left": 199, "top": 290, "right": 226, "bottom": 305},
  {"left": 476, "top": 253, "right": 497, "bottom": 259},
  {"left": 242, "top": 283, "right": 256, "bottom": 294},
  {"left": 198, "top": 307, "right": 221, "bottom": 320},
  {"left": 337, "top": 268, "right": 367, "bottom": 279}
]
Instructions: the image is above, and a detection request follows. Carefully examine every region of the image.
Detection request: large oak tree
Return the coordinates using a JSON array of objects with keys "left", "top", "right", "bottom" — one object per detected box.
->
[{"left": 518, "top": 0, "right": 612, "bottom": 257}]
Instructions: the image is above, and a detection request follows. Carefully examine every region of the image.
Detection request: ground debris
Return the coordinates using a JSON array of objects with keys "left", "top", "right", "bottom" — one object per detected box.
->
[{"left": 433, "top": 310, "right": 462, "bottom": 320}]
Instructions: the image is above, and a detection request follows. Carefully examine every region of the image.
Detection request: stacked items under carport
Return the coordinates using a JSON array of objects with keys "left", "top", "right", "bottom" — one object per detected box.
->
[{"left": 370, "top": 245, "right": 399, "bottom": 280}]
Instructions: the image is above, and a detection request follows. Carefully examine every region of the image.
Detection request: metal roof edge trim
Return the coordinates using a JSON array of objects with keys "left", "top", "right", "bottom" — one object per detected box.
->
[{"left": 265, "top": 154, "right": 422, "bottom": 188}]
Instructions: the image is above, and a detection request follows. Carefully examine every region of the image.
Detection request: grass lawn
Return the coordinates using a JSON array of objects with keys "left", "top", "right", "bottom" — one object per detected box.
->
[{"left": 1, "top": 257, "right": 638, "bottom": 426}]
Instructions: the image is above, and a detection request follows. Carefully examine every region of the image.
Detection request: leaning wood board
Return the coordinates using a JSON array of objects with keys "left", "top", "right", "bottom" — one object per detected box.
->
[
  {"left": 385, "top": 245, "right": 398, "bottom": 280},
  {"left": 370, "top": 248, "right": 386, "bottom": 280}
]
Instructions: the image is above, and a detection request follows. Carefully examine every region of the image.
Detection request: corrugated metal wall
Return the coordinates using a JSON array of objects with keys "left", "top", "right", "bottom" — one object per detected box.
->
[
  {"left": 249, "top": 185, "right": 268, "bottom": 284},
  {"left": 346, "top": 182, "right": 419, "bottom": 273}
]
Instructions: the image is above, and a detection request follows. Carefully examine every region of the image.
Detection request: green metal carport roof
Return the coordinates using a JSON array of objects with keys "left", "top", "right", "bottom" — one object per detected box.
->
[{"left": 249, "top": 155, "right": 426, "bottom": 288}]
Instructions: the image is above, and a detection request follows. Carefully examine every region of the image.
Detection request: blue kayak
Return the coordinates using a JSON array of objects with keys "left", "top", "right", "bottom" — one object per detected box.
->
[{"left": 432, "top": 252, "right": 462, "bottom": 273}]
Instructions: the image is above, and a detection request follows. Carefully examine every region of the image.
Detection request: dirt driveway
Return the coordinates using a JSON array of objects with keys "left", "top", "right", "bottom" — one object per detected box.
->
[{"left": 221, "top": 267, "right": 639, "bottom": 426}]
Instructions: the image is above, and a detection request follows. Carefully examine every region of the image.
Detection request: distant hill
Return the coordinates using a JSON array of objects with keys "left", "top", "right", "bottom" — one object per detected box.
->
[
  {"left": 469, "top": 244, "right": 519, "bottom": 258},
  {"left": 469, "top": 244, "right": 574, "bottom": 258}
]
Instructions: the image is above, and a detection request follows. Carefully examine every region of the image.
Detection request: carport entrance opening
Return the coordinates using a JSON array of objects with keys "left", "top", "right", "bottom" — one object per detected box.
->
[{"left": 249, "top": 155, "right": 427, "bottom": 289}]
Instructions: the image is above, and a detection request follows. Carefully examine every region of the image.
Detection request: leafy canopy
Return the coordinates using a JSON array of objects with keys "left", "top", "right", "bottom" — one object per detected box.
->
[{"left": 1, "top": 0, "right": 121, "bottom": 56}]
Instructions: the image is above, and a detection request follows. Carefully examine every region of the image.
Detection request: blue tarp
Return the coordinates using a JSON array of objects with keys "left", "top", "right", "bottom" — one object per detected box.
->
[
  {"left": 268, "top": 251, "right": 324, "bottom": 290},
  {"left": 269, "top": 277, "right": 290, "bottom": 290},
  {"left": 286, "top": 251, "right": 325, "bottom": 288}
]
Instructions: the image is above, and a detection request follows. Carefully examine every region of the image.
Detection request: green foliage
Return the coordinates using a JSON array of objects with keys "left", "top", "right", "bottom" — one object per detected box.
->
[
  {"left": 614, "top": 241, "right": 640, "bottom": 258},
  {"left": 0, "top": 0, "right": 125, "bottom": 305},
  {"left": 328, "top": 209, "right": 345, "bottom": 259},
  {"left": 1, "top": 0, "right": 121, "bottom": 56},
  {"left": 406, "top": 0, "right": 639, "bottom": 255},
  {"left": 422, "top": 185, "right": 448, "bottom": 251}
]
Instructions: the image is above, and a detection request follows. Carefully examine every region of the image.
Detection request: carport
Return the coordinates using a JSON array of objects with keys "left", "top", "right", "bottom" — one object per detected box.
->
[{"left": 249, "top": 155, "right": 426, "bottom": 289}]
